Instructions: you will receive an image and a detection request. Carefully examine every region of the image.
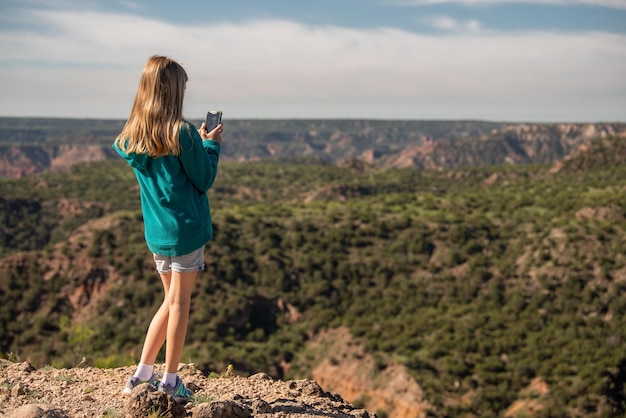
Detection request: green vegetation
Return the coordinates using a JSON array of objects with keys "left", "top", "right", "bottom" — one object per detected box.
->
[
  {"left": 102, "top": 409, "right": 120, "bottom": 418},
  {"left": 191, "top": 393, "right": 215, "bottom": 405},
  {"left": 1, "top": 136, "right": 626, "bottom": 416}
]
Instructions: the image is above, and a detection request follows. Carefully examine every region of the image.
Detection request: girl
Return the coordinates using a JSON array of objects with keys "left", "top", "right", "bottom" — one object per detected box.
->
[{"left": 113, "top": 55, "right": 222, "bottom": 404}]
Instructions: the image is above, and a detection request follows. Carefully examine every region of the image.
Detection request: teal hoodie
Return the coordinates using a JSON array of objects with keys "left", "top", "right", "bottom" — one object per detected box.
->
[{"left": 113, "top": 121, "right": 221, "bottom": 257}]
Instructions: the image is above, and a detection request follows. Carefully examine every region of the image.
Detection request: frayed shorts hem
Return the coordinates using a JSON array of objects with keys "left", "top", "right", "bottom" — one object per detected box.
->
[{"left": 153, "top": 246, "right": 205, "bottom": 274}]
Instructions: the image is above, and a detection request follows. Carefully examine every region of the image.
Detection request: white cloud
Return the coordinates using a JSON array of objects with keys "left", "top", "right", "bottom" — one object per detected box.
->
[
  {"left": 0, "top": 8, "right": 624, "bottom": 121},
  {"left": 384, "top": 0, "right": 626, "bottom": 9},
  {"left": 425, "top": 15, "right": 483, "bottom": 31}
]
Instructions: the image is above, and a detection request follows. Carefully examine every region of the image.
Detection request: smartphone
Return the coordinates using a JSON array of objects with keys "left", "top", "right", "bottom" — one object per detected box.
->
[{"left": 205, "top": 110, "right": 222, "bottom": 132}]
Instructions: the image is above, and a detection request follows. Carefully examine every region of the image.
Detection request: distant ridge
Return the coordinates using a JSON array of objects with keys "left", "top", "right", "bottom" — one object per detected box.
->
[
  {"left": 0, "top": 118, "right": 625, "bottom": 177},
  {"left": 550, "top": 135, "right": 626, "bottom": 173}
]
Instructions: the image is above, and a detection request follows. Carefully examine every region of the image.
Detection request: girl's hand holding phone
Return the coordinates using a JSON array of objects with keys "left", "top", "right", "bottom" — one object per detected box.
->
[{"left": 200, "top": 122, "right": 223, "bottom": 143}]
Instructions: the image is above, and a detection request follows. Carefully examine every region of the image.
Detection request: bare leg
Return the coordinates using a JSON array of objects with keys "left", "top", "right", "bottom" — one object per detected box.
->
[
  {"left": 138, "top": 272, "right": 172, "bottom": 365},
  {"left": 164, "top": 270, "right": 198, "bottom": 374}
]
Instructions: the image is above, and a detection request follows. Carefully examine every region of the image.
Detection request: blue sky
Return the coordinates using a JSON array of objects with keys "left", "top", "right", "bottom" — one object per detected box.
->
[{"left": 0, "top": 0, "right": 625, "bottom": 122}]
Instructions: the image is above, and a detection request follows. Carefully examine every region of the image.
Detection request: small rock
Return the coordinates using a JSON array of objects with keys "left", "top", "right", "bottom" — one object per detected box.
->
[
  {"left": 11, "top": 382, "right": 26, "bottom": 397},
  {"left": 192, "top": 400, "right": 251, "bottom": 418},
  {"left": 248, "top": 398, "right": 272, "bottom": 414},
  {"left": 352, "top": 409, "right": 374, "bottom": 418},
  {"left": 8, "top": 404, "right": 70, "bottom": 418},
  {"left": 328, "top": 392, "right": 345, "bottom": 402},
  {"left": 6, "top": 362, "right": 35, "bottom": 376},
  {"left": 288, "top": 379, "right": 325, "bottom": 397},
  {"left": 177, "top": 363, "right": 196, "bottom": 373},
  {"left": 248, "top": 372, "right": 273, "bottom": 381},
  {"left": 123, "top": 385, "right": 186, "bottom": 418},
  {"left": 187, "top": 381, "right": 202, "bottom": 393}
]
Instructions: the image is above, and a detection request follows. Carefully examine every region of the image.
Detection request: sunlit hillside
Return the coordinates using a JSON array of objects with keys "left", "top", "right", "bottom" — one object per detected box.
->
[{"left": 1, "top": 134, "right": 626, "bottom": 417}]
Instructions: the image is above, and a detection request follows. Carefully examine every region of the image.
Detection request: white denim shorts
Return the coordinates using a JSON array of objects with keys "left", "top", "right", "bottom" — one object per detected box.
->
[{"left": 153, "top": 246, "right": 205, "bottom": 274}]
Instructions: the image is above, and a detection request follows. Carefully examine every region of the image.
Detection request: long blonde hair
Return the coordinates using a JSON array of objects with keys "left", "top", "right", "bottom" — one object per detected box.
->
[{"left": 115, "top": 55, "right": 188, "bottom": 157}]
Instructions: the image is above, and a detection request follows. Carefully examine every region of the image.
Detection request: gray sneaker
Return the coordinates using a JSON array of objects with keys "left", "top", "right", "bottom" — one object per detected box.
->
[
  {"left": 157, "top": 375, "right": 194, "bottom": 404},
  {"left": 122, "top": 373, "right": 160, "bottom": 397}
]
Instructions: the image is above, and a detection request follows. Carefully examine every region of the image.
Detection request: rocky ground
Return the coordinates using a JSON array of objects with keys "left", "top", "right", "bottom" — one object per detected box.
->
[{"left": 0, "top": 360, "right": 375, "bottom": 418}]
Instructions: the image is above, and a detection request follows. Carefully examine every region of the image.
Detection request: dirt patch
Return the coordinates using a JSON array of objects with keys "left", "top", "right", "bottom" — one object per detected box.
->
[{"left": 305, "top": 328, "right": 435, "bottom": 418}]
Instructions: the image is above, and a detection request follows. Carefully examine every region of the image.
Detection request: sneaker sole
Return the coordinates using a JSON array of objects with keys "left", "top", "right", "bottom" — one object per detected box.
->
[
  {"left": 156, "top": 389, "right": 193, "bottom": 404},
  {"left": 173, "top": 396, "right": 193, "bottom": 405}
]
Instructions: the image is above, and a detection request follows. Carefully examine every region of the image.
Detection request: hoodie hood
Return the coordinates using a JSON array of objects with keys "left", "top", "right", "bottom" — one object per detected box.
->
[{"left": 112, "top": 142, "right": 150, "bottom": 171}]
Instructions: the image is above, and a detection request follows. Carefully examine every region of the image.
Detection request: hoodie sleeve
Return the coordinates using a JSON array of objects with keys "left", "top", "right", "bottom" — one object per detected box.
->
[
  {"left": 178, "top": 122, "right": 221, "bottom": 194},
  {"left": 112, "top": 139, "right": 150, "bottom": 170}
]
